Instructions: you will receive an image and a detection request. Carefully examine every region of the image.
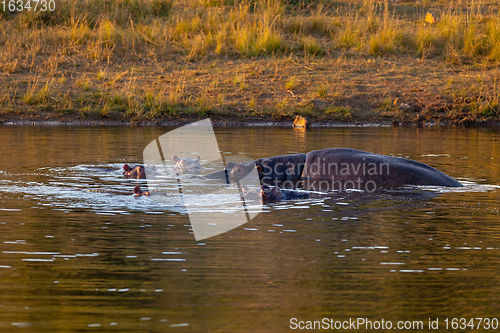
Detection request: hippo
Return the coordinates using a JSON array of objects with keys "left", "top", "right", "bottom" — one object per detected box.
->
[
  {"left": 229, "top": 148, "right": 462, "bottom": 192},
  {"left": 173, "top": 155, "right": 202, "bottom": 174},
  {"left": 230, "top": 153, "right": 306, "bottom": 188},
  {"left": 201, "top": 162, "right": 237, "bottom": 182},
  {"left": 123, "top": 164, "right": 159, "bottom": 179},
  {"left": 133, "top": 185, "right": 150, "bottom": 197},
  {"left": 87, "top": 188, "right": 126, "bottom": 194},
  {"left": 241, "top": 185, "right": 310, "bottom": 204}
]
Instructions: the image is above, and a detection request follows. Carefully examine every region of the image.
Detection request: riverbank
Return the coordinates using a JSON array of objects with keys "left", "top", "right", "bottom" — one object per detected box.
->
[{"left": 2, "top": 0, "right": 500, "bottom": 125}]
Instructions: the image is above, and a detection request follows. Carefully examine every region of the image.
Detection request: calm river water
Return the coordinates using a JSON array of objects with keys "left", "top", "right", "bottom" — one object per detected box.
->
[{"left": 0, "top": 125, "right": 498, "bottom": 332}]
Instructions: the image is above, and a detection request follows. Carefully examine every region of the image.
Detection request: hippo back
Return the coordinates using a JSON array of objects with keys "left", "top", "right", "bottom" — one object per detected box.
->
[{"left": 301, "top": 148, "right": 462, "bottom": 191}]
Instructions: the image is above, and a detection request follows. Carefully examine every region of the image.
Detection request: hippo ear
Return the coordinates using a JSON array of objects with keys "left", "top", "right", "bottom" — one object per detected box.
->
[
  {"left": 172, "top": 155, "right": 180, "bottom": 162},
  {"left": 123, "top": 164, "right": 130, "bottom": 171},
  {"left": 195, "top": 155, "right": 201, "bottom": 160}
]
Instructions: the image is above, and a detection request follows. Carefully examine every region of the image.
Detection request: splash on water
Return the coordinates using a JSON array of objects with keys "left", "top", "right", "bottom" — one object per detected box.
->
[{"left": 0, "top": 163, "right": 497, "bottom": 217}]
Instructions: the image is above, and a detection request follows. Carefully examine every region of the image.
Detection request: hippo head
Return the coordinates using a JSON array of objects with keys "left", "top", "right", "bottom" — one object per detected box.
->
[
  {"left": 123, "top": 164, "right": 147, "bottom": 179},
  {"left": 136, "top": 165, "right": 146, "bottom": 179},
  {"left": 229, "top": 161, "right": 259, "bottom": 182},
  {"left": 172, "top": 155, "right": 202, "bottom": 174},
  {"left": 133, "top": 185, "right": 150, "bottom": 196},
  {"left": 262, "top": 186, "right": 284, "bottom": 203}
]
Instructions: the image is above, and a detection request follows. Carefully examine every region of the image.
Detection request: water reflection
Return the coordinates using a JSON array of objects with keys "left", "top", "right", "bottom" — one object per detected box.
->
[{"left": 0, "top": 125, "right": 498, "bottom": 332}]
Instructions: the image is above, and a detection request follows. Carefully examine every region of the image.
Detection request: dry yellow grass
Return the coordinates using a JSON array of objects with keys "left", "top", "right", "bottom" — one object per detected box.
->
[{"left": 1, "top": 0, "right": 500, "bottom": 122}]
